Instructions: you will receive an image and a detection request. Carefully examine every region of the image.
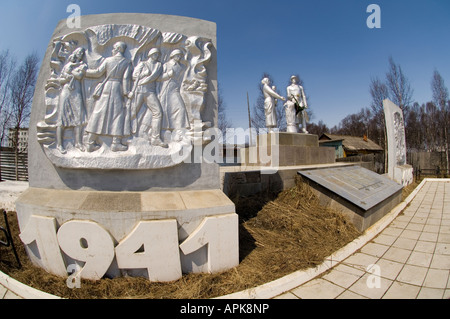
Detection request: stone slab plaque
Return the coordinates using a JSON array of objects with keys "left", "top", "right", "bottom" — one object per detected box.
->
[
  {"left": 383, "top": 99, "right": 413, "bottom": 186},
  {"left": 298, "top": 165, "right": 402, "bottom": 211}
]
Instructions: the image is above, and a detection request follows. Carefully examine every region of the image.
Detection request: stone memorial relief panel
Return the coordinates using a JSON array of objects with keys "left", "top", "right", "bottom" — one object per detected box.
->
[
  {"left": 37, "top": 24, "right": 214, "bottom": 170},
  {"left": 393, "top": 111, "right": 406, "bottom": 166}
]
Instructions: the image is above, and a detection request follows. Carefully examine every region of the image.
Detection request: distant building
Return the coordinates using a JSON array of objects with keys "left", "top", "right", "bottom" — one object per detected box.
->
[
  {"left": 7, "top": 127, "right": 29, "bottom": 152},
  {"left": 319, "top": 133, "right": 383, "bottom": 159}
]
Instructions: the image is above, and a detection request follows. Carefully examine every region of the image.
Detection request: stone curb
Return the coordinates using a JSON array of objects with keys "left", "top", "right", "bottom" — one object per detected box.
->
[
  {"left": 0, "top": 270, "right": 61, "bottom": 299},
  {"left": 0, "top": 178, "right": 437, "bottom": 299}
]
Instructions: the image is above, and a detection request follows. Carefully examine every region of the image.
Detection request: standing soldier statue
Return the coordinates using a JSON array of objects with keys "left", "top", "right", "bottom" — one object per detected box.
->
[{"left": 285, "top": 75, "right": 309, "bottom": 133}]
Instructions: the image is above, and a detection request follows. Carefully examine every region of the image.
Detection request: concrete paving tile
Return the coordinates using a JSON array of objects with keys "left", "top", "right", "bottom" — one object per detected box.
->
[
  {"left": 389, "top": 220, "right": 408, "bottom": 229},
  {"left": 441, "top": 220, "right": 450, "bottom": 226},
  {"left": 405, "top": 223, "right": 424, "bottom": 232},
  {"left": 400, "top": 230, "right": 422, "bottom": 241},
  {"left": 414, "top": 241, "right": 436, "bottom": 254},
  {"left": 430, "top": 254, "right": 450, "bottom": 270},
  {"left": 342, "top": 253, "right": 379, "bottom": 271},
  {"left": 414, "top": 212, "right": 429, "bottom": 219},
  {"left": 419, "top": 232, "right": 439, "bottom": 242},
  {"left": 3, "top": 290, "right": 22, "bottom": 299},
  {"left": 417, "top": 287, "right": 445, "bottom": 299},
  {"left": 290, "top": 279, "right": 345, "bottom": 299},
  {"left": 410, "top": 216, "right": 427, "bottom": 224},
  {"left": 322, "top": 264, "right": 364, "bottom": 289},
  {"left": 422, "top": 225, "right": 440, "bottom": 233},
  {"left": 274, "top": 292, "right": 299, "bottom": 299},
  {"left": 347, "top": 273, "right": 393, "bottom": 299},
  {"left": 439, "top": 226, "right": 450, "bottom": 234},
  {"left": 372, "top": 234, "right": 397, "bottom": 246},
  {"left": 423, "top": 269, "right": 449, "bottom": 289},
  {"left": 438, "top": 233, "right": 450, "bottom": 244},
  {"left": 396, "top": 215, "right": 413, "bottom": 223},
  {"left": 361, "top": 243, "right": 390, "bottom": 258},
  {"left": 393, "top": 237, "right": 417, "bottom": 250},
  {"left": 0, "top": 284, "right": 7, "bottom": 299},
  {"left": 426, "top": 218, "right": 442, "bottom": 226},
  {"left": 336, "top": 290, "right": 368, "bottom": 299},
  {"left": 397, "top": 264, "right": 428, "bottom": 286},
  {"left": 382, "top": 226, "right": 403, "bottom": 237},
  {"left": 406, "top": 251, "right": 433, "bottom": 267},
  {"left": 435, "top": 243, "right": 450, "bottom": 255},
  {"left": 402, "top": 209, "right": 417, "bottom": 217},
  {"left": 382, "top": 281, "right": 420, "bottom": 299},
  {"left": 375, "top": 258, "right": 405, "bottom": 280},
  {"left": 383, "top": 247, "right": 412, "bottom": 263}
]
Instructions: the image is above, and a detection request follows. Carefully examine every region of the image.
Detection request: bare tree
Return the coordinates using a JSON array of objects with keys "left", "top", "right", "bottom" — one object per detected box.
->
[
  {"left": 369, "top": 76, "right": 389, "bottom": 171},
  {"left": 8, "top": 52, "right": 39, "bottom": 179},
  {"left": 431, "top": 70, "right": 449, "bottom": 172},
  {"left": 332, "top": 107, "right": 371, "bottom": 137},
  {"left": 217, "top": 83, "right": 232, "bottom": 136},
  {"left": 0, "top": 50, "right": 17, "bottom": 180},
  {"left": 385, "top": 57, "right": 414, "bottom": 115},
  {"left": 405, "top": 102, "right": 424, "bottom": 151},
  {"left": 0, "top": 50, "right": 16, "bottom": 146}
]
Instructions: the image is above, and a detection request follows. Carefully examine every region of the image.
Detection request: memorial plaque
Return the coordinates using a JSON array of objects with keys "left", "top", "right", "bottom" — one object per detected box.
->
[{"left": 298, "top": 165, "right": 402, "bottom": 211}]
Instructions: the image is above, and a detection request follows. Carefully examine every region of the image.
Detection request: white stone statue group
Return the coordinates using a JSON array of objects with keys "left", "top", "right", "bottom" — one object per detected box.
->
[{"left": 261, "top": 75, "right": 309, "bottom": 134}]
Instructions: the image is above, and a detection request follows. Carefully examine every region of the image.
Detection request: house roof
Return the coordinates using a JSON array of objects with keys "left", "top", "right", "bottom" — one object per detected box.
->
[{"left": 319, "top": 133, "right": 383, "bottom": 152}]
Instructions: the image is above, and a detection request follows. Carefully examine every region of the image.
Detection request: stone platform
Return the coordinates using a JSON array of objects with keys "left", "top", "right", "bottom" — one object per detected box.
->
[{"left": 240, "top": 132, "right": 335, "bottom": 167}]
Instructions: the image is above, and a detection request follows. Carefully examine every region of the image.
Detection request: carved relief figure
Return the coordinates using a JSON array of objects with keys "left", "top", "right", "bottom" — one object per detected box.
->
[
  {"left": 393, "top": 112, "right": 406, "bottom": 165},
  {"left": 129, "top": 48, "right": 167, "bottom": 148},
  {"left": 159, "top": 49, "right": 190, "bottom": 141},
  {"left": 54, "top": 47, "right": 87, "bottom": 154},
  {"left": 261, "top": 77, "right": 285, "bottom": 132},
  {"left": 285, "top": 75, "right": 308, "bottom": 134},
  {"left": 182, "top": 37, "right": 212, "bottom": 124},
  {"left": 84, "top": 41, "right": 133, "bottom": 152}
]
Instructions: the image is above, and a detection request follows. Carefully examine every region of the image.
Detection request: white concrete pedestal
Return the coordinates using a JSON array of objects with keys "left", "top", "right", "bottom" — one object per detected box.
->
[{"left": 16, "top": 188, "right": 239, "bottom": 282}]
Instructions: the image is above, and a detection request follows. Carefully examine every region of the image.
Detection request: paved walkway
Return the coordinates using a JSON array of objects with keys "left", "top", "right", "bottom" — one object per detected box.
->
[{"left": 275, "top": 179, "right": 450, "bottom": 299}]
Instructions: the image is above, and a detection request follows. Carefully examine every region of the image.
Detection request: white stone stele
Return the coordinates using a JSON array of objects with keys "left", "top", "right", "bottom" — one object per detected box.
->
[
  {"left": 27, "top": 13, "right": 219, "bottom": 191},
  {"left": 18, "top": 13, "right": 238, "bottom": 283},
  {"left": 383, "top": 98, "right": 413, "bottom": 186},
  {"left": 16, "top": 188, "right": 239, "bottom": 282}
]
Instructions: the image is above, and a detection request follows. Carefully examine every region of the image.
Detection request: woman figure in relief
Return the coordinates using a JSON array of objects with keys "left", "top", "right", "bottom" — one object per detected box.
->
[
  {"left": 159, "top": 49, "right": 190, "bottom": 142},
  {"left": 56, "top": 47, "right": 87, "bottom": 154}
]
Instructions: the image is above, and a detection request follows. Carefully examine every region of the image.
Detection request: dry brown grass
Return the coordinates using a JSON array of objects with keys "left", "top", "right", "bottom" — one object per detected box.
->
[{"left": 0, "top": 176, "right": 368, "bottom": 299}]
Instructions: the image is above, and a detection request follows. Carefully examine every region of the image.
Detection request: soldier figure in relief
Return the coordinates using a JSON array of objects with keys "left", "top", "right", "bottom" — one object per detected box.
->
[
  {"left": 84, "top": 41, "right": 133, "bottom": 152},
  {"left": 129, "top": 48, "right": 168, "bottom": 148}
]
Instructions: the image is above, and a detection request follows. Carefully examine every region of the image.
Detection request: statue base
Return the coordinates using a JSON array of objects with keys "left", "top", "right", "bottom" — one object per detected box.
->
[
  {"left": 240, "top": 132, "right": 335, "bottom": 167},
  {"left": 393, "top": 164, "right": 414, "bottom": 186},
  {"left": 16, "top": 188, "right": 238, "bottom": 282}
]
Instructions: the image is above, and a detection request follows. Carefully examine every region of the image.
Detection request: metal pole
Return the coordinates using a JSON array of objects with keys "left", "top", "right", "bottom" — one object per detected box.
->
[{"left": 247, "top": 92, "right": 253, "bottom": 146}]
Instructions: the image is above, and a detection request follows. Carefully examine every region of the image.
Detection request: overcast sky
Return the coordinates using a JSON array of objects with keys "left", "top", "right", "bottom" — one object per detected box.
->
[{"left": 1, "top": 0, "right": 449, "bottom": 130}]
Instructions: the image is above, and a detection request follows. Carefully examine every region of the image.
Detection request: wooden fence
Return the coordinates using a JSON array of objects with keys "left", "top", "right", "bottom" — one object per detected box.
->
[{"left": 0, "top": 147, "right": 28, "bottom": 181}]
